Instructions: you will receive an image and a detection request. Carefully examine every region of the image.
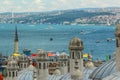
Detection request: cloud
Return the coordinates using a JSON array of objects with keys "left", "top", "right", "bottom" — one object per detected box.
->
[{"left": 0, "top": 0, "right": 120, "bottom": 12}]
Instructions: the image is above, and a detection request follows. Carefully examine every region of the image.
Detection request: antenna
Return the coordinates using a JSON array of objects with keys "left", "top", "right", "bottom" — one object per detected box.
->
[{"left": 11, "top": 10, "right": 14, "bottom": 24}]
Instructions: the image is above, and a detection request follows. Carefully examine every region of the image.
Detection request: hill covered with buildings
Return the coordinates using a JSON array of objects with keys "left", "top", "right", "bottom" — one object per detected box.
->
[{"left": 0, "top": 7, "right": 120, "bottom": 25}]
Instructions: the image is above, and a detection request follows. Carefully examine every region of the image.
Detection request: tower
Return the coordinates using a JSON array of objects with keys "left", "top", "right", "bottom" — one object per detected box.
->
[
  {"left": 115, "top": 23, "right": 120, "bottom": 71},
  {"left": 69, "top": 37, "right": 84, "bottom": 74},
  {"left": 5, "top": 56, "right": 19, "bottom": 80},
  {"left": 18, "top": 54, "right": 29, "bottom": 70},
  {"left": 14, "top": 26, "right": 19, "bottom": 53},
  {"left": 36, "top": 49, "right": 49, "bottom": 80},
  {"left": 59, "top": 52, "right": 68, "bottom": 75}
]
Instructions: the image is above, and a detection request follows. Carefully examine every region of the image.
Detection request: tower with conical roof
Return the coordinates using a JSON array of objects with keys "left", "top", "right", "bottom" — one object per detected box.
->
[
  {"left": 69, "top": 37, "right": 84, "bottom": 74},
  {"left": 14, "top": 26, "right": 19, "bottom": 53},
  {"left": 115, "top": 23, "right": 120, "bottom": 71}
]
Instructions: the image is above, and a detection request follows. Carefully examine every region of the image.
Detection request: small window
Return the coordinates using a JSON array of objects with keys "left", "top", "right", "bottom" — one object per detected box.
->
[
  {"left": 9, "top": 72, "right": 11, "bottom": 77},
  {"left": 43, "top": 63, "right": 46, "bottom": 69},
  {"left": 13, "top": 72, "right": 14, "bottom": 77},
  {"left": 116, "top": 39, "right": 119, "bottom": 47},
  {"left": 39, "top": 63, "right": 41, "bottom": 69}
]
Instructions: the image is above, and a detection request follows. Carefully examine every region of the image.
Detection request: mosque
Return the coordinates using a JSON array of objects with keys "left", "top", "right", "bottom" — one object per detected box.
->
[{"left": 2, "top": 24, "right": 120, "bottom": 80}]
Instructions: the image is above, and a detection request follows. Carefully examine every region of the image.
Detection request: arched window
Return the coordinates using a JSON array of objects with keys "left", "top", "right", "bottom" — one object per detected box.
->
[
  {"left": 16, "top": 71, "right": 17, "bottom": 76},
  {"left": 21, "top": 64, "right": 23, "bottom": 68},
  {"left": 39, "top": 63, "right": 41, "bottom": 69},
  {"left": 116, "top": 39, "right": 119, "bottom": 47},
  {"left": 9, "top": 72, "right": 11, "bottom": 77},
  {"left": 72, "top": 52, "right": 74, "bottom": 59},
  {"left": 13, "top": 72, "right": 14, "bottom": 77},
  {"left": 43, "top": 63, "right": 46, "bottom": 69},
  {"left": 24, "top": 64, "right": 26, "bottom": 68}
]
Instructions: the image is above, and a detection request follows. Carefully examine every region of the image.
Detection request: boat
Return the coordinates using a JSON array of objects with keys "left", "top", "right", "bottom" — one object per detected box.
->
[
  {"left": 50, "top": 38, "right": 53, "bottom": 41},
  {"left": 106, "top": 38, "right": 112, "bottom": 42},
  {"left": 96, "top": 40, "right": 100, "bottom": 43},
  {"left": 80, "top": 30, "right": 84, "bottom": 35}
]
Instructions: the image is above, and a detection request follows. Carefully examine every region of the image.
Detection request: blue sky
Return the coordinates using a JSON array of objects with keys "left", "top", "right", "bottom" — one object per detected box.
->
[{"left": 0, "top": 0, "right": 120, "bottom": 12}]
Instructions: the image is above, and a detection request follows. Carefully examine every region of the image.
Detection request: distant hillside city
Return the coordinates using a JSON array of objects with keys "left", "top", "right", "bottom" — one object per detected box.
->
[{"left": 0, "top": 7, "right": 120, "bottom": 25}]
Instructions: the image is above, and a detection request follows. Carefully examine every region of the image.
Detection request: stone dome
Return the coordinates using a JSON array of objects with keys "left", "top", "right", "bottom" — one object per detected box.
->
[
  {"left": 69, "top": 37, "right": 84, "bottom": 50},
  {"left": 37, "top": 49, "right": 47, "bottom": 55},
  {"left": 85, "top": 61, "right": 94, "bottom": 69},
  {"left": 53, "top": 69, "right": 61, "bottom": 76},
  {"left": 8, "top": 60, "right": 17, "bottom": 65},
  {"left": 71, "top": 69, "right": 83, "bottom": 80},
  {"left": 7, "top": 59, "right": 19, "bottom": 68},
  {"left": 19, "top": 54, "right": 28, "bottom": 61}
]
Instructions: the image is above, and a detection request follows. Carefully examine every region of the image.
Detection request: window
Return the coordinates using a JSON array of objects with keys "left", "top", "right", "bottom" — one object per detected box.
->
[
  {"left": 72, "top": 52, "right": 74, "bottom": 59},
  {"left": 39, "top": 63, "right": 41, "bottom": 69},
  {"left": 116, "top": 39, "right": 119, "bottom": 47},
  {"left": 43, "top": 63, "right": 46, "bottom": 69},
  {"left": 13, "top": 72, "right": 14, "bottom": 77},
  {"left": 9, "top": 72, "right": 11, "bottom": 77}
]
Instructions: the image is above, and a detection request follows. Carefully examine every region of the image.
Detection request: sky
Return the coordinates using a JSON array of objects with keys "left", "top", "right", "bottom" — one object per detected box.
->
[{"left": 0, "top": 0, "right": 120, "bottom": 12}]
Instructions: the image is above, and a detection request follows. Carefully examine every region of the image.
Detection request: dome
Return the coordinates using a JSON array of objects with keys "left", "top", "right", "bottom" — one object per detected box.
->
[
  {"left": 71, "top": 69, "right": 83, "bottom": 80},
  {"left": 53, "top": 69, "right": 61, "bottom": 76},
  {"left": 69, "top": 37, "right": 84, "bottom": 50},
  {"left": 12, "top": 52, "right": 21, "bottom": 57},
  {"left": 85, "top": 61, "right": 94, "bottom": 69},
  {"left": 89, "top": 58, "right": 116, "bottom": 80},
  {"left": 19, "top": 54, "right": 28, "bottom": 61},
  {"left": 116, "top": 23, "right": 120, "bottom": 31},
  {"left": 61, "top": 52, "right": 67, "bottom": 56},
  {"left": 103, "top": 72, "right": 120, "bottom": 80},
  {"left": 70, "top": 37, "right": 82, "bottom": 46},
  {"left": 37, "top": 49, "right": 47, "bottom": 55},
  {"left": 8, "top": 60, "right": 18, "bottom": 65}
]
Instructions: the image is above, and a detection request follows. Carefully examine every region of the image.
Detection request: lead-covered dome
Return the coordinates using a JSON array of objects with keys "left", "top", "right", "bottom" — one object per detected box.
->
[
  {"left": 89, "top": 58, "right": 116, "bottom": 80},
  {"left": 69, "top": 37, "right": 84, "bottom": 50}
]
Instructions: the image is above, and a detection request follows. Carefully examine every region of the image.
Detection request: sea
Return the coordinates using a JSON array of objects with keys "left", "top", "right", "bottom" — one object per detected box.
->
[{"left": 0, "top": 23, "right": 116, "bottom": 60}]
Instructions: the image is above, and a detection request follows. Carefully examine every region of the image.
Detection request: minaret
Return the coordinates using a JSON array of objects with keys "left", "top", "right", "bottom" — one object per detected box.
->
[
  {"left": 14, "top": 26, "right": 19, "bottom": 53},
  {"left": 115, "top": 23, "right": 120, "bottom": 71},
  {"left": 36, "top": 49, "right": 49, "bottom": 80},
  {"left": 69, "top": 37, "right": 84, "bottom": 74}
]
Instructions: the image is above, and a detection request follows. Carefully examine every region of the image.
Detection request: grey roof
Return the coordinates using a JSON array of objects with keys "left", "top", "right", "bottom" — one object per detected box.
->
[
  {"left": 103, "top": 72, "right": 120, "bottom": 80},
  {"left": 89, "top": 58, "right": 116, "bottom": 80},
  {"left": 18, "top": 69, "right": 33, "bottom": 80},
  {"left": 18, "top": 67, "right": 95, "bottom": 80}
]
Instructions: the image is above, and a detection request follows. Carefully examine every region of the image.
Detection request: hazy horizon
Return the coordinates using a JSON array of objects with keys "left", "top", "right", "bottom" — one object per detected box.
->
[{"left": 0, "top": 0, "right": 120, "bottom": 12}]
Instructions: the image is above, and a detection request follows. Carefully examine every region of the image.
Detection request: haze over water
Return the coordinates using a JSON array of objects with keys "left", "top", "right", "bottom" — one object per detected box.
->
[{"left": 0, "top": 23, "right": 116, "bottom": 60}]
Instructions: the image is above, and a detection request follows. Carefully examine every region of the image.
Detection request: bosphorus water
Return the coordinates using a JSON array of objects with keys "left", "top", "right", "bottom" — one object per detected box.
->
[{"left": 0, "top": 23, "right": 116, "bottom": 60}]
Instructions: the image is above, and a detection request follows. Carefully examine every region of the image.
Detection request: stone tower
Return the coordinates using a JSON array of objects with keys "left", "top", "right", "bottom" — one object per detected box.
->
[
  {"left": 14, "top": 26, "right": 19, "bottom": 53},
  {"left": 18, "top": 54, "right": 29, "bottom": 70},
  {"left": 115, "top": 23, "right": 120, "bottom": 72},
  {"left": 36, "top": 49, "right": 49, "bottom": 80},
  {"left": 69, "top": 37, "right": 84, "bottom": 74},
  {"left": 5, "top": 56, "right": 19, "bottom": 80},
  {"left": 59, "top": 52, "right": 68, "bottom": 75}
]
